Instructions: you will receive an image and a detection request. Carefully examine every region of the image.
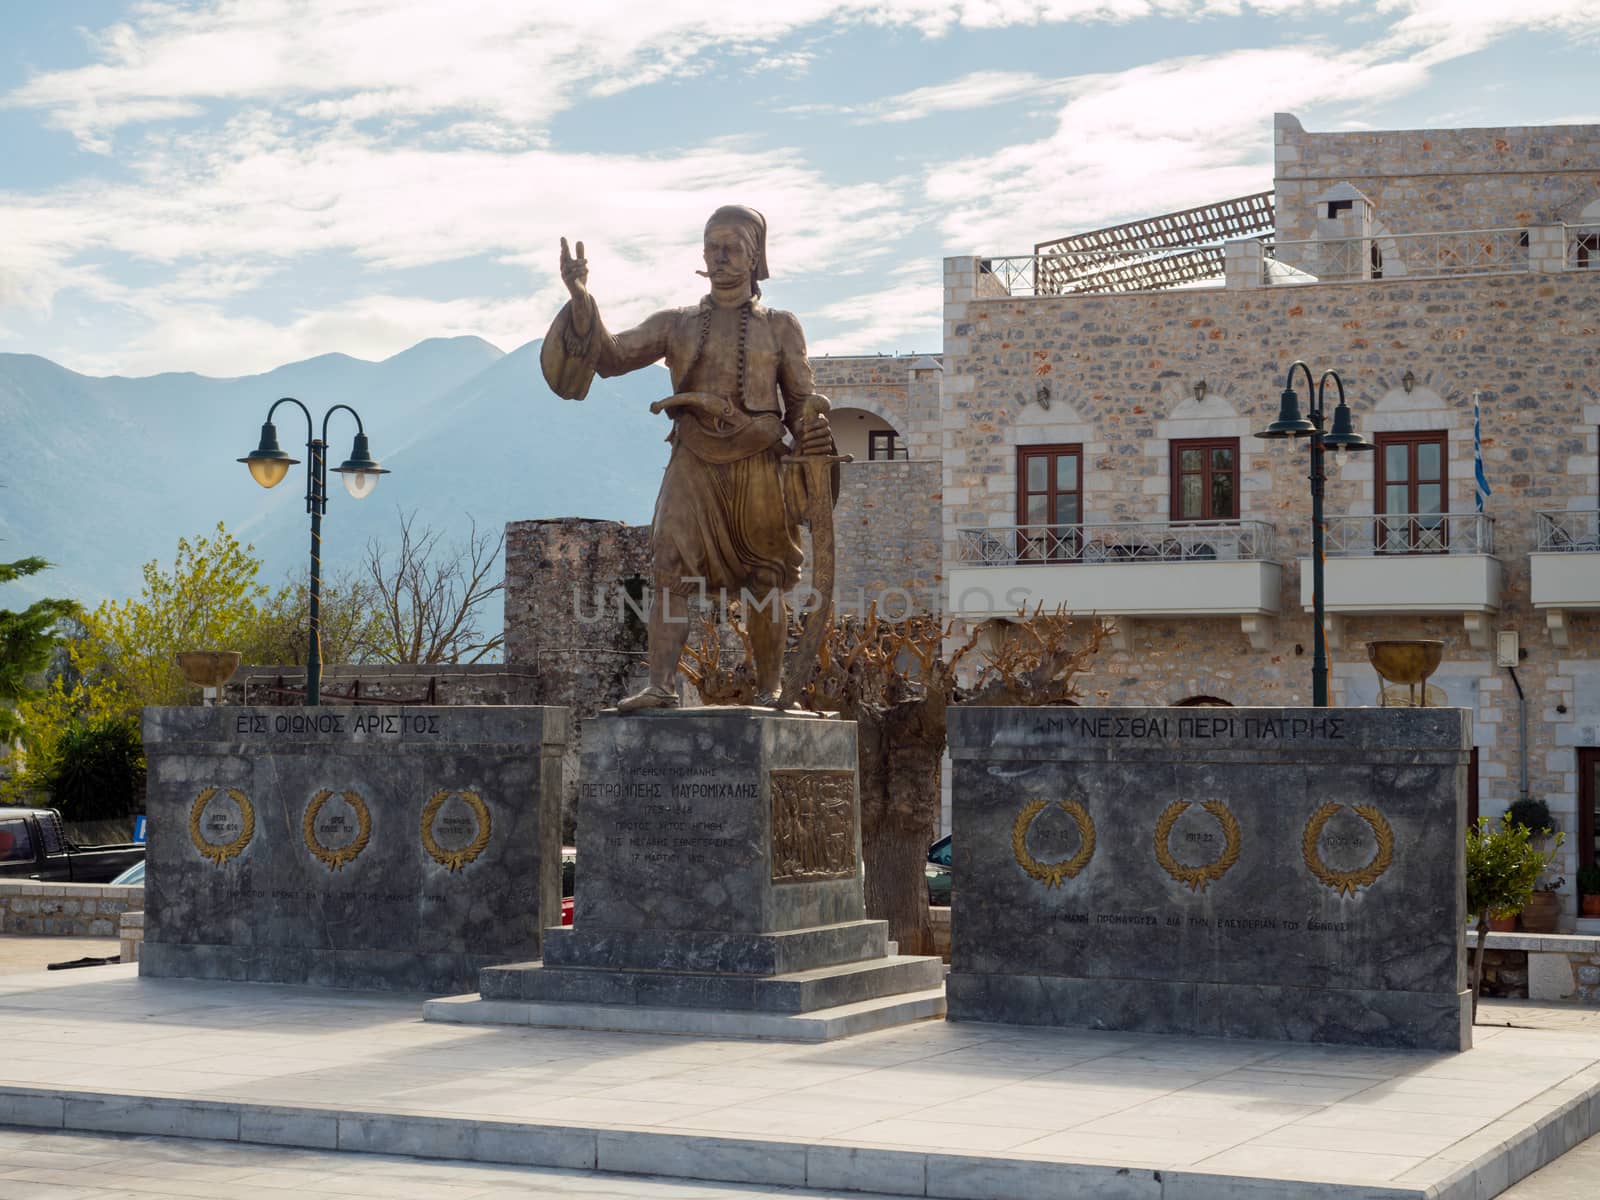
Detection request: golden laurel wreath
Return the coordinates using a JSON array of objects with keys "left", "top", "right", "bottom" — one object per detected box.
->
[
  {"left": 188, "top": 786, "right": 255, "bottom": 866},
  {"left": 1012, "top": 798, "right": 1096, "bottom": 888},
  {"left": 303, "top": 789, "right": 372, "bottom": 872},
  {"left": 1302, "top": 802, "right": 1394, "bottom": 897},
  {"left": 419, "top": 790, "right": 492, "bottom": 873},
  {"left": 1153, "top": 799, "right": 1241, "bottom": 892}
]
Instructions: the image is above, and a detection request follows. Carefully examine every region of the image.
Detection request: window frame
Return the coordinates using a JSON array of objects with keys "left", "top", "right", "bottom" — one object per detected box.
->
[
  {"left": 1016, "top": 444, "right": 1084, "bottom": 562},
  {"left": 867, "top": 430, "right": 905, "bottom": 461},
  {"left": 1375, "top": 429, "right": 1449, "bottom": 553},
  {"left": 1168, "top": 437, "right": 1240, "bottom": 524}
]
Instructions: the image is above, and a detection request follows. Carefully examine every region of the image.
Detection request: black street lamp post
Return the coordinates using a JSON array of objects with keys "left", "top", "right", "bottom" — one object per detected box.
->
[
  {"left": 1254, "top": 362, "right": 1373, "bottom": 708},
  {"left": 238, "top": 397, "right": 388, "bottom": 705}
]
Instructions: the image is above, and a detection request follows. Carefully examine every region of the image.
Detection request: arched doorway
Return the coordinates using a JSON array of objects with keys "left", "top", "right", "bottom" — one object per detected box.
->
[{"left": 831, "top": 406, "right": 907, "bottom": 462}]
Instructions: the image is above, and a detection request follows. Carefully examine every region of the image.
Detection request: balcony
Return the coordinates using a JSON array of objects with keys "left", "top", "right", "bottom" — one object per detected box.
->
[
  {"left": 1531, "top": 510, "right": 1600, "bottom": 645},
  {"left": 950, "top": 520, "right": 1282, "bottom": 648},
  {"left": 1304, "top": 513, "right": 1500, "bottom": 649}
]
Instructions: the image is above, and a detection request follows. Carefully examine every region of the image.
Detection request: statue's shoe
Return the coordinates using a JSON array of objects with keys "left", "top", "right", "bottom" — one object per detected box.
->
[
  {"left": 616, "top": 684, "right": 680, "bottom": 713},
  {"left": 753, "top": 688, "right": 789, "bottom": 710}
]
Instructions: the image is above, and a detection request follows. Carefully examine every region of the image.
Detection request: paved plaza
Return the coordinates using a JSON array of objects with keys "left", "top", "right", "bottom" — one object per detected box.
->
[
  {"left": 1, "top": 1126, "right": 1595, "bottom": 1200},
  {"left": 0, "top": 963, "right": 1598, "bottom": 1198}
]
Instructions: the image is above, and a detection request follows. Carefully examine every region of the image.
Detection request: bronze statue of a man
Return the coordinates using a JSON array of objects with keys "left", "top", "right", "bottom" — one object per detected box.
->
[{"left": 541, "top": 206, "right": 833, "bottom": 711}]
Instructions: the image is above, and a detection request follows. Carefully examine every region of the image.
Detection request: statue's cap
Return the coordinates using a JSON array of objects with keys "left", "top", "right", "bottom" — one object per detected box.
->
[{"left": 705, "top": 205, "right": 769, "bottom": 281}]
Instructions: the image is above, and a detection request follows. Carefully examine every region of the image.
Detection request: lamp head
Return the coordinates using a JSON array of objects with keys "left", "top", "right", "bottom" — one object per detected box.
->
[
  {"left": 1255, "top": 387, "right": 1315, "bottom": 439},
  {"left": 238, "top": 421, "right": 300, "bottom": 488},
  {"left": 1321, "top": 400, "right": 1374, "bottom": 453},
  {"left": 332, "top": 432, "right": 389, "bottom": 500}
]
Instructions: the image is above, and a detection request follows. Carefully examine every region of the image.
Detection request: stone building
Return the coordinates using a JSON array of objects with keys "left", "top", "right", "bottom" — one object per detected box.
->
[{"left": 937, "top": 112, "right": 1600, "bottom": 926}]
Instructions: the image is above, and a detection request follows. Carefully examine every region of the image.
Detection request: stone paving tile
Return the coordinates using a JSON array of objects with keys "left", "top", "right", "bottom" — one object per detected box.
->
[
  {"left": 1, "top": 969, "right": 1599, "bottom": 1193},
  {"left": 1195, "top": 1143, "right": 1428, "bottom": 1183}
]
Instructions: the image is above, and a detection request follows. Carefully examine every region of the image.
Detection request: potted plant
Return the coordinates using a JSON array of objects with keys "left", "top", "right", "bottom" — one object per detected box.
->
[
  {"left": 1579, "top": 864, "right": 1600, "bottom": 918},
  {"left": 1522, "top": 874, "right": 1565, "bottom": 933},
  {"left": 1466, "top": 815, "right": 1562, "bottom": 1019},
  {"left": 1503, "top": 798, "right": 1563, "bottom": 932}
]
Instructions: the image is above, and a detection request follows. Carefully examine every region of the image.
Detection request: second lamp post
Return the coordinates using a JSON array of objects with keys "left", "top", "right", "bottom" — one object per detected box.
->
[
  {"left": 238, "top": 397, "right": 388, "bottom": 705},
  {"left": 1255, "top": 362, "right": 1373, "bottom": 707}
]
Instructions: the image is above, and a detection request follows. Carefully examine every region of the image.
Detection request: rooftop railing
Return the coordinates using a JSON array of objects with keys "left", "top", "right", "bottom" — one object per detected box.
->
[
  {"left": 1322, "top": 512, "right": 1494, "bottom": 557},
  {"left": 956, "top": 520, "right": 1276, "bottom": 565},
  {"left": 1262, "top": 226, "right": 1530, "bottom": 286},
  {"left": 1536, "top": 509, "right": 1600, "bottom": 552}
]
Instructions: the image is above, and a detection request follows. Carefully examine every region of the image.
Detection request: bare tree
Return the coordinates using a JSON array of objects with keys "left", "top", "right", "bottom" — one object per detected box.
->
[{"left": 364, "top": 511, "right": 505, "bottom": 664}]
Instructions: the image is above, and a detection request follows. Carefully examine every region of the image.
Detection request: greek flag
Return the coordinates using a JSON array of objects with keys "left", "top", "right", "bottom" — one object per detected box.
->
[{"left": 1474, "top": 390, "right": 1491, "bottom": 513}]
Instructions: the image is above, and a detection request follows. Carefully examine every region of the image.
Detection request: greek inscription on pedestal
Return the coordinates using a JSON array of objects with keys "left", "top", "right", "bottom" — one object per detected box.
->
[
  {"left": 188, "top": 786, "right": 255, "bottom": 866},
  {"left": 420, "top": 790, "right": 492, "bottom": 872},
  {"left": 303, "top": 789, "right": 372, "bottom": 871},
  {"left": 770, "top": 769, "right": 856, "bottom": 883}
]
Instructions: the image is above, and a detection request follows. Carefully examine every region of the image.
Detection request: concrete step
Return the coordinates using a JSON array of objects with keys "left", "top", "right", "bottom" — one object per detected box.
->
[
  {"left": 480, "top": 953, "right": 943, "bottom": 1013},
  {"left": 424, "top": 984, "right": 948, "bottom": 1041}
]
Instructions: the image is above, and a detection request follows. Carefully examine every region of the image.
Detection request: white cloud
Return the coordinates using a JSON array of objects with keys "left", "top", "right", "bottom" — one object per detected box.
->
[
  {"left": 1376, "top": 0, "right": 1600, "bottom": 64},
  {"left": 924, "top": 45, "right": 1431, "bottom": 250},
  {"left": 857, "top": 70, "right": 1073, "bottom": 122},
  {"left": 810, "top": 263, "right": 944, "bottom": 355},
  {"left": 0, "top": 110, "right": 912, "bottom": 373}
]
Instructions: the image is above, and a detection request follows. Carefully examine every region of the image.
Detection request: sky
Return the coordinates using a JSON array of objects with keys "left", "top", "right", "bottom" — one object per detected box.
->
[{"left": 2, "top": 0, "right": 1598, "bottom": 379}]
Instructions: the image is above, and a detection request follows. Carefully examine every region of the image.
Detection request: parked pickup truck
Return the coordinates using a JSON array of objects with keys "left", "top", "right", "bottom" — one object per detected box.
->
[{"left": 0, "top": 808, "right": 144, "bottom": 883}]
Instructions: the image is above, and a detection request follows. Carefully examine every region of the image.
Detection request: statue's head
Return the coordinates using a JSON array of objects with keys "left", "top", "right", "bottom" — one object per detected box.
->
[{"left": 703, "top": 205, "right": 769, "bottom": 298}]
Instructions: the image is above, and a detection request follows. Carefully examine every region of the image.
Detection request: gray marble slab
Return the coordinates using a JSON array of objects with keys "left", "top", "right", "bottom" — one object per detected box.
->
[
  {"left": 140, "top": 705, "right": 566, "bottom": 993},
  {"left": 945, "top": 705, "right": 1471, "bottom": 1051}
]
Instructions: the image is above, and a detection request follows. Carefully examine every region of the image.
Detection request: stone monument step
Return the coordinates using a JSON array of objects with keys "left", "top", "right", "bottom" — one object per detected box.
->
[
  {"left": 478, "top": 953, "right": 944, "bottom": 1013},
  {"left": 539, "top": 920, "right": 890, "bottom": 975},
  {"left": 423, "top": 983, "right": 948, "bottom": 1041}
]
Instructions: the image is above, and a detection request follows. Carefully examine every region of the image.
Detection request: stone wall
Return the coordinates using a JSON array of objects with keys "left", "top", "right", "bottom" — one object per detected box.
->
[
  {"left": 1274, "top": 112, "right": 1600, "bottom": 241},
  {"left": 0, "top": 881, "right": 142, "bottom": 938},
  {"left": 836, "top": 460, "right": 942, "bottom": 616},
  {"left": 814, "top": 355, "right": 943, "bottom": 462},
  {"left": 226, "top": 664, "right": 544, "bottom": 707},
  {"left": 938, "top": 259, "right": 1600, "bottom": 912},
  {"left": 1472, "top": 932, "right": 1600, "bottom": 1004}
]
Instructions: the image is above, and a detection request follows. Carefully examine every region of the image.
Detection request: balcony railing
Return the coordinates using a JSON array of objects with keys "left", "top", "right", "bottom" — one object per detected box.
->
[
  {"left": 1537, "top": 509, "right": 1600, "bottom": 551},
  {"left": 957, "top": 520, "right": 1276, "bottom": 565},
  {"left": 1262, "top": 226, "right": 1530, "bottom": 286},
  {"left": 1322, "top": 512, "right": 1494, "bottom": 557},
  {"left": 1568, "top": 224, "right": 1600, "bottom": 271}
]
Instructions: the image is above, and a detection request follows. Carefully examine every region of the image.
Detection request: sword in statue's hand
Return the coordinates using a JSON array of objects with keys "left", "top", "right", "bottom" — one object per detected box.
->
[{"left": 782, "top": 394, "right": 850, "bottom": 707}]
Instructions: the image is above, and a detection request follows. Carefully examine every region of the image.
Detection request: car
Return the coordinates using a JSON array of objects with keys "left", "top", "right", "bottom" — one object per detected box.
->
[
  {"left": 0, "top": 808, "right": 144, "bottom": 883},
  {"left": 560, "top": 846, "right": 575, "bottom": 925},
  {"left": 109, "top": 860, "right": 145, "bottom": 886},
  {"left": 926, "top": 834, "right": 951, "bottom": 906}
]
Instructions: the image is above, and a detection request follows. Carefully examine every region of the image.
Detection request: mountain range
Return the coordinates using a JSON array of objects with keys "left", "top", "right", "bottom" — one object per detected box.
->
[{"left": 0, "top": 337, "right": 673, "bottom": 634}]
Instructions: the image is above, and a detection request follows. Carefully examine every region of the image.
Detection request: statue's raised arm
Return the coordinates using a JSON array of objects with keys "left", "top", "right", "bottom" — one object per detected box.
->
[{"left": 540, "top": 235, "right": 673, "bottom": 401}]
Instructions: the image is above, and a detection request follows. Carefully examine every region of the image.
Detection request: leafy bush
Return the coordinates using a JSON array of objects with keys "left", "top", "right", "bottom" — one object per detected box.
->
[
  {"left": 1504, "top": 797, "right": 1553, "bottom": 833},
  {"left": 1578, "top": 863, "right": 1600, "bottom": 896},
  {"left": 41, "top": 717, "right": 145, "bottom": 824},
  {"left": 1466, "top": 815, "right": 1563, "bottom": 1018}
]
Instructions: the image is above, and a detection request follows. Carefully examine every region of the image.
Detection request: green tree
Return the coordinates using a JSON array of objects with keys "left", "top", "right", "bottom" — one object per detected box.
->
[
  {"left": 1466, "top": 815, "right": 1562, "bottom": 1018},
  {"left": 83, "top": 521, "right": 272, "bottom": 711},
  {"left": 252, "top": 569, "right": 384, "bottom": 668},
  {"left": 0, "top": 557, "right": 79, "bottom": 744},
  {"left": 41, "top": 716, "right": 145, "bottom": 823}
]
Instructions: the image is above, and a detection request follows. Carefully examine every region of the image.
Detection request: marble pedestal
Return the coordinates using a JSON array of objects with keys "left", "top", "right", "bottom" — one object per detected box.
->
[
  {"left": 140, "top": 705, "right": 566, "bottom": 994},
  {"left": 946, "top": 706, "right": 1472, "bottom": 1051},
  {"left": 441, "top": 707, "right": 945, "bottom": 1039}
]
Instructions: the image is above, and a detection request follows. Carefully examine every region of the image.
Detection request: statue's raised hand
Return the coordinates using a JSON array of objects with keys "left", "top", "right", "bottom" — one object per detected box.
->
[{"left": 559, "top": 237, "right": 589, "bottom": 304}]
